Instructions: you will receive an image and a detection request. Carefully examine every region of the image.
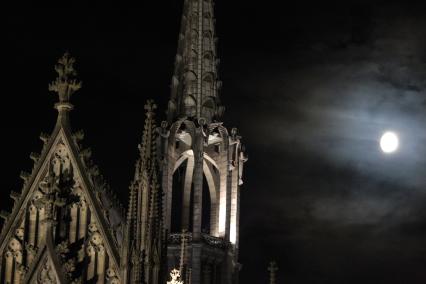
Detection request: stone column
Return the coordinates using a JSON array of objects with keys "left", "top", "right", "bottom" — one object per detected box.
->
[
  {"left": 192, "top": 129, "right": 204, "bottom": 241},
  {"left": 87, "top": 245, "right": 96, "bottom": 280},
  {"left": 69, "top": 204, "right": 78, "bottom": 243},
  {"left": 191, "top": 126, "right": 204, "bottom": 284},
  {"left": 96, "top": 245, "right": 106, "bottom": 284},
  {"left": 78, "top": 201, "right": 88, "bottom": 240},
  {"left": 28, "top": 205, "right": 37, "bottom": 246},
  {"left": 191, "top": 243, "right": 202, "bottom": 284},
  {"left": 4, "top": 251, "right": 13, "bottom": 283}
]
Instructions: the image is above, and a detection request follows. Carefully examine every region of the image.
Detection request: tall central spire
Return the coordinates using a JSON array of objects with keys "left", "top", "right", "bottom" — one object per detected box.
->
[{"left": 167, "top": 0, "right": 224, "bottom": 124}]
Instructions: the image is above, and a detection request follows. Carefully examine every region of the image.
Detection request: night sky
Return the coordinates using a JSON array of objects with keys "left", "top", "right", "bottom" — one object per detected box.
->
[{"left": 3, "top": 0, "right": 426, "bottom": 283}]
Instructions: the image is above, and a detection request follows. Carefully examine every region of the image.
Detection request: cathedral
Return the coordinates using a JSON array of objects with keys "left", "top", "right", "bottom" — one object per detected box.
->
[{"left": 0, "top": 0, "right": 247, "bottom": 283}]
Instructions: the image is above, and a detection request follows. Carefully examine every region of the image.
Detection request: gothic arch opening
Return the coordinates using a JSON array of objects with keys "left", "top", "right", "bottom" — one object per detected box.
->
[
  {"left": 171, "top": 159, "right": 189, "bottom": 233},
  {"left": 202, "top": 96, "right": 215, "bottom": 120},
  {"left": 170, "top": 150, "right": 219, "bottom": 235},
  {"left": 203, "top": 53, "right": 213, "bottom": 72},
  {"left": 183, "top": 95, "right": 196, "bottom": 118}
]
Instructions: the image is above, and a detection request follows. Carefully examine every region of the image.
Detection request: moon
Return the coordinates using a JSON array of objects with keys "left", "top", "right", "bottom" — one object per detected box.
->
[{"left": 380, "top": 132, "right": 399, "bottom": 153}]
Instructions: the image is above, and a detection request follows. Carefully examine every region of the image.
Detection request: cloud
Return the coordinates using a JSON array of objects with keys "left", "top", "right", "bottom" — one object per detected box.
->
[
  {"left": 236, "top": 10, "right": 426, "bottom": 187},
  {"left": 235, "top": 5, "right": 426, "bottom": 282}
]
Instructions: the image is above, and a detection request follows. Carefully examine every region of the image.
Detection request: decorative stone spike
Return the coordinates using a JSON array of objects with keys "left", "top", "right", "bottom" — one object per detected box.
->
[
  {"left": 73, "top": 130, "right": 85, "bottom": 141},
  {"left": 231, "top": 128, "right": 238, "bottom": 140},
  {"left": 268, "top": 261, "right": 278, "bottom": 284},
  {"left": 39, "top": 181, "right": 49, "bottom": 191},
  {"left": 88, "top": 165, "right": 100, "bottom": 177},
  {"left": 0, "top": 211, "right": 10, "bottom": 220},
  {"left": 80, "top": 148, "right": 92, "bottom": 160},
  {"left": 49, "top": 52, "right": 82, "bottom": 105},
  {"left": 39, "top": 132, "right": 50, "bottom": 144},
  {"left": 10, "top": 191, "right": 21, "bottom": 201},
  {"left": 20, "top": 171, "right": 30, "bottom": 181},
  {"left": 30, "top": 152, "right": 40, "bottom": 162}
]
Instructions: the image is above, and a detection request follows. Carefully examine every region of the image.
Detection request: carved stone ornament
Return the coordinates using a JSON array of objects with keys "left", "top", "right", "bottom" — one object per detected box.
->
[
  {"left": 37, "top": 258, "right": 58, "bottom": 284},
  {"left": 48, "top": 52, "right": 82, "bottom": 105},
  {"left": 51, "top": 143, "right": 72, "bottom": 178},
  {"left": 167, "top": 268, "right": 184, "bottom": 284}
]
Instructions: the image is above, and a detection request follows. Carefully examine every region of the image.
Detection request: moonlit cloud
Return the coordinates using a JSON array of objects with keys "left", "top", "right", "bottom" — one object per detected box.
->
[{"left": 225, "top": 3, "right": 426, "bottom": 283}]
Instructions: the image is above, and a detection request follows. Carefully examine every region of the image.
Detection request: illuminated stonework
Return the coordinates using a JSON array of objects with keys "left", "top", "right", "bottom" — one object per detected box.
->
[
  {"left": 167, "top": 269, "right": 184, "bottom": 284},
  {"left": 0, "top": 1, "right": 246, "bottom": 283},
  {"left": 162, "top": 1, "right": 247, "bottom": 283},
  {"left": 0, "top": 54, "right": 123, "bottom": 283}
]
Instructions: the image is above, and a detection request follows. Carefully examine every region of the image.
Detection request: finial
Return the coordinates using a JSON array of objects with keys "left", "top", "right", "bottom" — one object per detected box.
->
[
  {"left": 167, "top": 268, "right": 184, "bottom": 284},
  {"left": 49, "top": 52, "right": 82, "bottom": 112},
  {"left": 268, "top": 261, "right": 278, "bottom": 284},
  {"left": 144, "top": 100, "right": 157, "bottom": 118}
]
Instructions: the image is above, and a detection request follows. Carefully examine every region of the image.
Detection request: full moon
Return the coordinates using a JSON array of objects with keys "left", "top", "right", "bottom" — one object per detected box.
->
[{"left": 380, "top": 132, "right": 399, "bottom": 153}]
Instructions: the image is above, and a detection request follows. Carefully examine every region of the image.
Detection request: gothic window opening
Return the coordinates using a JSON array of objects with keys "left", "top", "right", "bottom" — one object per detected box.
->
[
  {"left": 183, "top": 95, "right": 196, "bottom": 117},
  {"left": 171, "top": 160, "right": 188, "bottom": 233},
  {"left": 214, "top": 144, "right": 220, "bottom": 153},
  {"left": 203, "top": 35, "right": 212, "bottom": 52},
  {"left": 202, "top": 97, "right": 215, "bottom": 120},
  {"left": 204, "top": 53, "right": 213, "bottom": 73},
  {"left": 202, "top": 76, "right": 213, "bottom": 98}
]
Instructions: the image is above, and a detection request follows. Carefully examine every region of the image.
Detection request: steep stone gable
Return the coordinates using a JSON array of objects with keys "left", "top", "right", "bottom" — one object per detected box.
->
[{"left": 0, "top": 124, "right": 122, "bottom": 283}]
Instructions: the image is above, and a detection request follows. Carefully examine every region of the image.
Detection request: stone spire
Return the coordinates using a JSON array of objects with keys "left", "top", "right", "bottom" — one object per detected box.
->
[
  {"left": 139, "top": 100, "right": 158, "bottom": 169},
  {"left": 161, "top": 1, "right": 247, "bottom": 283},
  {"left": 124, "top": 170, "right": 138, "bottom": 253},
  {"left": 268, "top": 261, "right": 278, "bottom": 284},
  {"left": 48, "top": 52, "right": 82, "bottom": 125},
  {"left": 123, "top": 100, "right": 165, "bottom": 284},
  {"left": 167, "top": 0, "right": 224, "bottom": 124}
]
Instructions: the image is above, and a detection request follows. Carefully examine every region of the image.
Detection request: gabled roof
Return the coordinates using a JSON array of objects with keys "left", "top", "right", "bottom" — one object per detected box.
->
[{"left": 0, "top": 53, "right": 124, "bottom": 273}]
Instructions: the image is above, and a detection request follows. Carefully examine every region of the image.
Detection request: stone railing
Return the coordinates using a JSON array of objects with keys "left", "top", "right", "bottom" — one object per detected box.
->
[
  {"left": 201, "top": 234, "right": 228, "bottom": 249},
  {"left": 168, "top": 233, "right": 193, "bottom": 245},
  {"left": 167, "top": 233, "right": 229, "bottom": 249}
]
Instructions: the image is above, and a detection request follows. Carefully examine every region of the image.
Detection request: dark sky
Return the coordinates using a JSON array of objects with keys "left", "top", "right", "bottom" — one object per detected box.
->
[{"left": 3, "top": 0, "right": 426, "bottom": 283}]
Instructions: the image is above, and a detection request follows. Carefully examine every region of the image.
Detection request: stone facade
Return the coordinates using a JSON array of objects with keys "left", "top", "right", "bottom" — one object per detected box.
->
[
  {"left": 0, "top": 0, "right": 247, "bottom": 283},
  {"left": 0, "top": 53, "right": 123, "bottom": 283}
]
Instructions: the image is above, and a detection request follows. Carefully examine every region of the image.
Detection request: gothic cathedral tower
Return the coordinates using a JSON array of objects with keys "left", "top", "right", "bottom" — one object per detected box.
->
[
  {"left": 162, "top": 0, "right": 247, "bottom": 283},
  {"left": 124, "top": 0, "right": 247, "bottom": 283}
]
